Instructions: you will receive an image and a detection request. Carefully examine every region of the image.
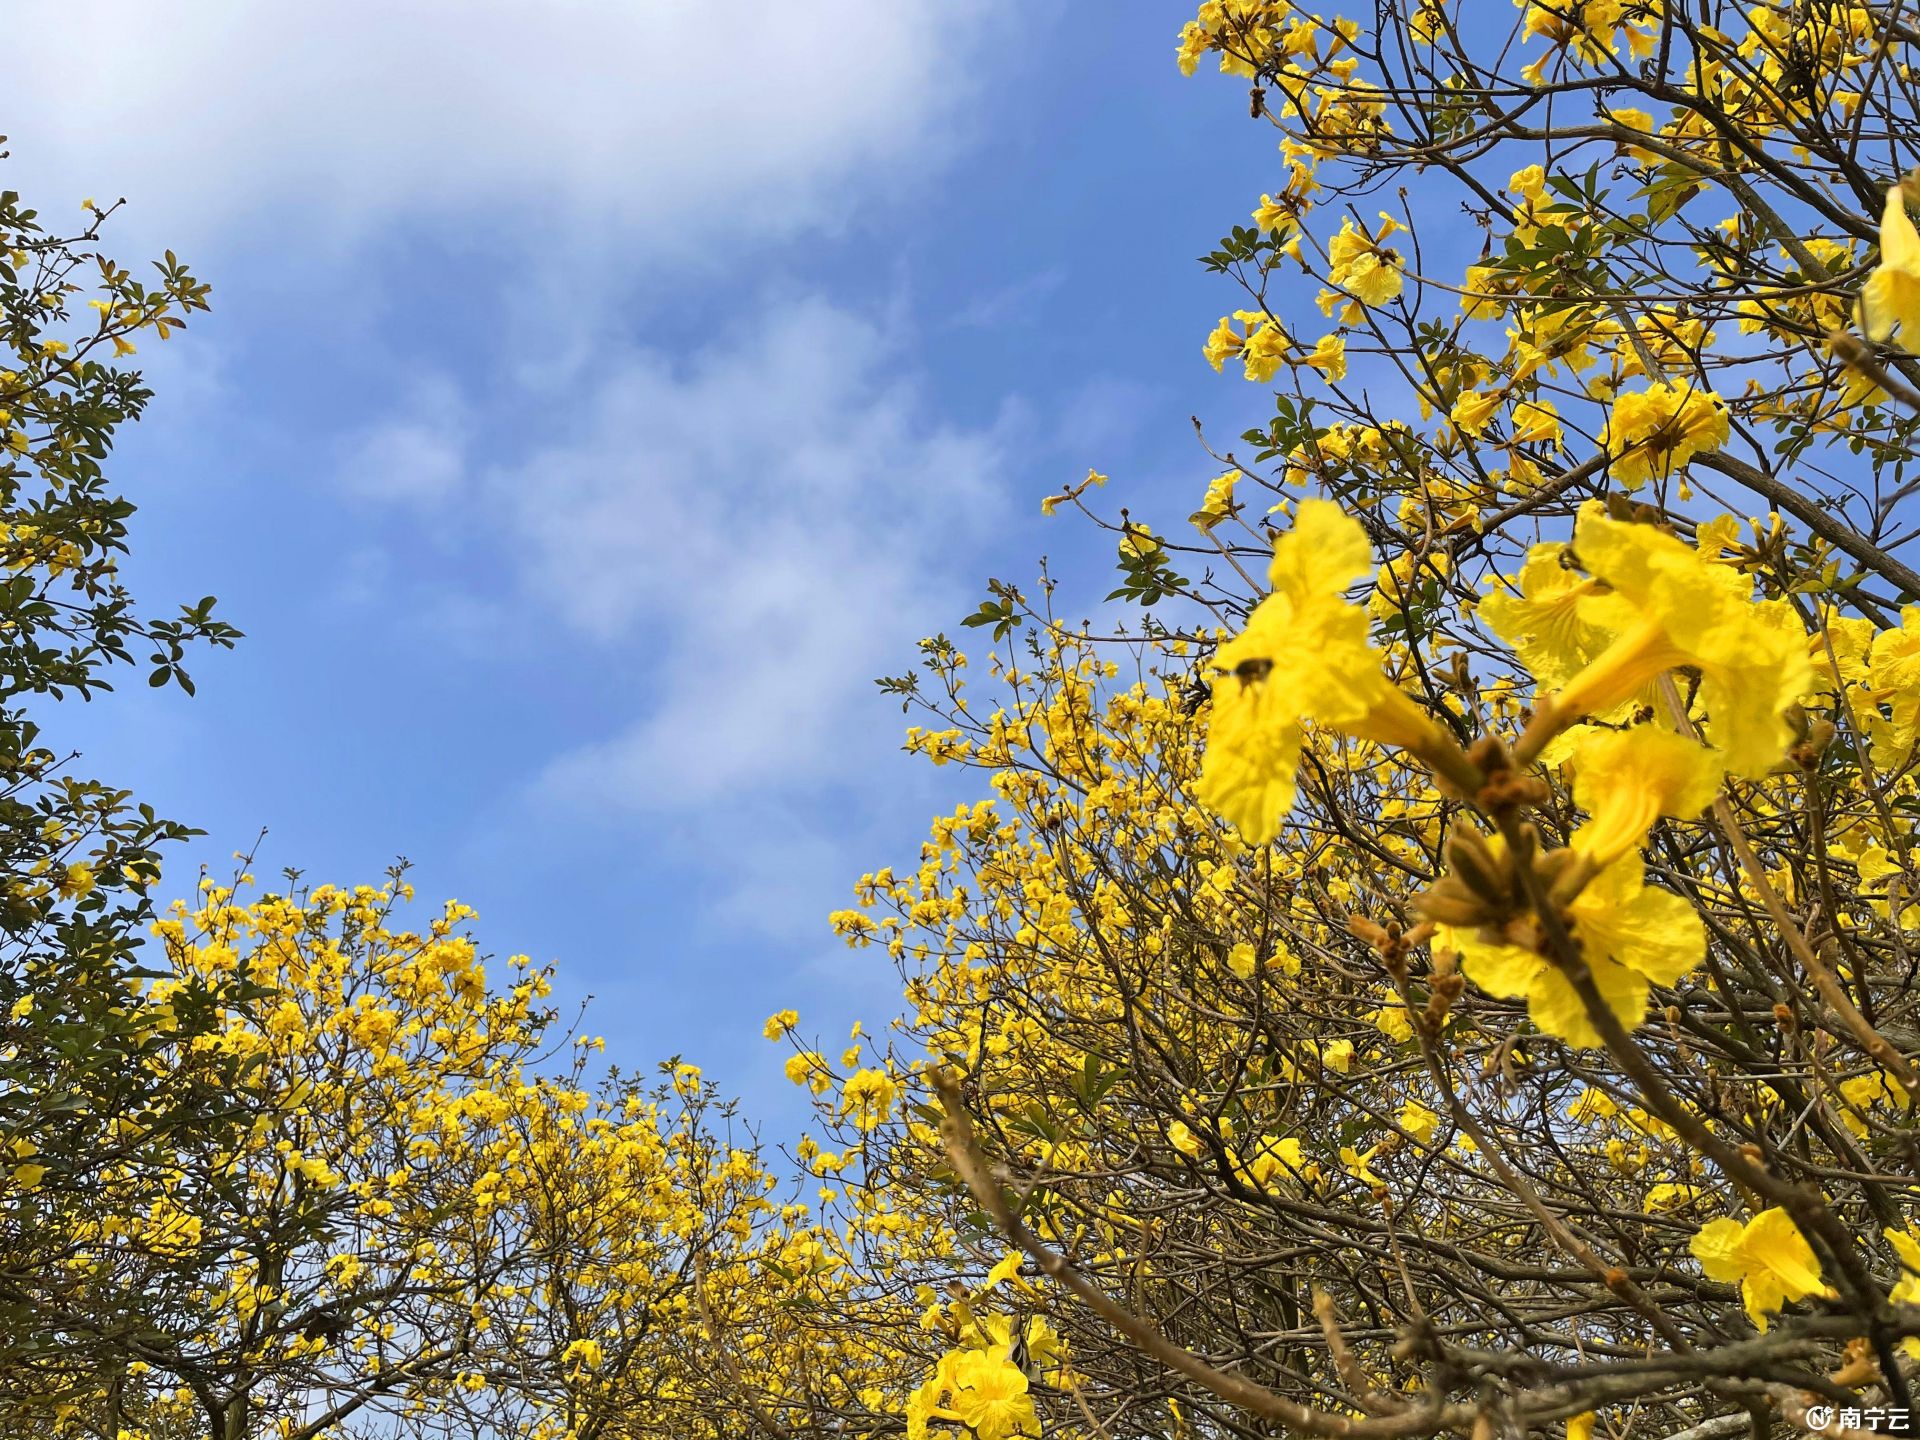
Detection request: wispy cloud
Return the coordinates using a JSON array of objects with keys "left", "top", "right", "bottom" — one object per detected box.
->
[
  {"left": 9, "top": 1, "right": 1008, "bottom": 260},
  {"left": 340, "top": 296, "right": 1018, "bottom": 896},
  {"left": 953, "top": 267, "right": 1067, "bottom": 329},
  {"left": 515, "top": 297, "right": 1012, "bottom": 807},
  {"left": 337, "top": 374, "right": 469, "bottom": 508}
]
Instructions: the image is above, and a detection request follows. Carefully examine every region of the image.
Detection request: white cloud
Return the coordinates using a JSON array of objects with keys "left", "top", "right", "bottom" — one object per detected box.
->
[
  {"left": 8, "top": 1, "right": 1037, "bottom": 948},
  {"left": 337, "top": 374, "right": 468, "bottom": 506},
  {"left": 340, "top": 295, "right": 1012, "bottom": 825},
  {"left": 508, "top": 296, "right": 1010, "bottom": 810},
  {"left": 953, "top": 267, "right": 1067, "bottom": 329},
  {"left": 6, "top": 0, "right": 1005, "bottom": 257}
]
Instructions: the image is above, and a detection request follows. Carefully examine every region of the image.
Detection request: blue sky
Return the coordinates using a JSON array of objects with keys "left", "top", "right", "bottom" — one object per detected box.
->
[{"left": 12, "top": 2, "right": 1278, "bottom": 1126}]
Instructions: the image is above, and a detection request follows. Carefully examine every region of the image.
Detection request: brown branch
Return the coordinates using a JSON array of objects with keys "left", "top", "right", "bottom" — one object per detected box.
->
[
  {"left": 690, "top": 1249, "right": 795, "bottom": 1440},
  {"left": 930, "top": 1068, "right": 1467, "bottom": 1439},
  {"left": 1693, "top": 451, "right": 1920, "bottom": 601}
]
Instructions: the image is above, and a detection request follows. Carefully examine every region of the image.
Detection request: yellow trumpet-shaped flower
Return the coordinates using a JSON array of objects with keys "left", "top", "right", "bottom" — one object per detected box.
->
[
  {"left": 944, "top": 1350, "right": 1038, "bottom": 1440},
  {"left": 1565, "top": 725, "right": 1722, "bottom": 868},
  {"left": 1197, "top": 500, "right": 1450, "bottom": 843},
  {"left": 1690, "top": 1207, "right": 1831, "bottom": 1331},
  {"left": 1327, "top": 216, "right": 1405, "bottom": 308},
  {"left": 1550, "top": 503, "right": 1812, "bottom": 778},
  {"left": 1450, "top": 385, "right": 1504, "bottom": 438},
  {"left": 1203, "top": 315, "right": 1244, "bottom": 371},
  {"left": 1190, "top": 471, "right": 1238, "bottom": 531},
  {"left": 1245, "top": 1135, "right": 1310, "bottom": 1189},
  {"left": 1305, "top": 332, "right": 1348, "bottom": 381},
  {"left": 1886, "top": 1226, "right": 1920, "bottom": 1357},
  {"left": 1447, "top": 847, "right": 1704, "bottom": 1049},
  {"left": 1600, "top": 381, "right": 1728, "bottom": 489},
  {"left": 1481, "top": 542, "right": 1628, "bottom": 693},
  {"left": 1859, "top": 185, "right": 1920, "bottom": 348}
]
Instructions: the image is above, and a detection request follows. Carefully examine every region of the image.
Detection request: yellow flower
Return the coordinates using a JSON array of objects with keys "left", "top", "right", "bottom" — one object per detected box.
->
[
  {"left": 1450, "top": 386, "right": 1503, "bottom": 437},
  {"left": 1247, "top": 1135, "right": 1308, "bottom": 1188},
  {"left": 1167, "top": 1120, "right": 1204, "bottom": 1157},
  {"left": 1241, "top": 322, "right": 1290, "bottom": 383},
  {"left": 1568, "top": 1414, "right": 1596, "bottom": 1440},
  {"left": 982, "top": 1249, "right": 1025, "bottom": 1292},
  {"left": 1563, "top": 725, "right": 1722, "bottom": 868},
  {"left": 1870, "top": 603, "right": 1920, "bottom": 692},
  {"left": 1481, "top": 543, "right": 1623, "bottom": 693},
  {"left": 1204, "top": 315, "right": 1244, "bottom": 371},
  {"left": 1409, "top": 0, "right": 1447, "bottom": 44},
  {"left": 1601, "top": 382, "right": 1728, "bottom": 488},
  {"left": 1119, "top": 524, "right": 1162, "bottom": 561},
  {"left": 1340, "top": 1143, "right": 1386, "bottom": 1188},
  {"left": 1859, "top": 185, "right": 1920, "bottom": 347},
  {"left": 945, "top": 1350, "right": 1037, "bottom": 1440},
  {"left": 1644, "top": 1182, "right": 1701, "bottom": 1214},
  {"left": 1191, "top": 471, "right": 1238, "bottom": 532},
  {"left": 1690, "top": 1208, "right": 1831, "bottom": 1330},
  {"left": 1461, "top": 263, "right": 1512, "bottom": 319},
  {"left": 841, "top": 1067, "right": 898, "bottom": 1130},
  {"left": 1508, "top": 397, "right": 1562, "bottom": 448},
  {"left": 1175, "top": 20, "right": 1209, "bottom": 76},
  {"left": 1838, "top": 1070, "right": 1911, "bottom": 1137},
  {"left": 1327, "top": 217, "right": 1404, "bottom": 308},
  {"left": 1252, "top": 193, "right": 1293, "bottom": 234},
  {"left": 1449, "top": 851, "right": 1703, "bottom": 1049},
  {"left": 762, "top": 1008, "right": 799, "bottom": 1040},
  {"left": 1397, "top": 1099, "right": 1439, "bottom": 1143},
  {"left": 1197, "top": 501, "right": 1450, "bottom": 843},
  {"left": 1370, "top": 548, "right": 1448, "bottom": 622},
  {"left": 1552, "top": 503, "right": 1813, "bottom": 778},
  {"left": 1305, "top": 332, "right": 1347, "bottom": 381},
  {"left": 1368, "top": 997, "right": 1414, "bottom": 1042}
]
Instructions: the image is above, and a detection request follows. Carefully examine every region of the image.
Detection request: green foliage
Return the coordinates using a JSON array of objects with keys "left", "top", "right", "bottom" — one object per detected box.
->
[{"left": 0, "top": 153, "right": 252, "bottom": 1403}]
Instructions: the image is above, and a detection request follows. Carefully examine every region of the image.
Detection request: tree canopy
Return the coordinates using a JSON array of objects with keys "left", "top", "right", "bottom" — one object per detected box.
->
[{"left": 16, "top": 3, "right": 1920, "bottom": 1438}]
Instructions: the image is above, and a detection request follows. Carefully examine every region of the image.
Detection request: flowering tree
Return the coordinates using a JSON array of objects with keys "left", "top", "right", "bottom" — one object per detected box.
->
[
  {"left": 25, "top": 5, "right": 1920, "bottom": 1438},
  {"left": 769, "top": 4, "right": 1920, "bottom": 1439},
  {"left": 0, "top": 162, "right": 249, "bottom": 1406},
  {"left": 15, "top": 876, "right": 839, "bottom": 1440}
]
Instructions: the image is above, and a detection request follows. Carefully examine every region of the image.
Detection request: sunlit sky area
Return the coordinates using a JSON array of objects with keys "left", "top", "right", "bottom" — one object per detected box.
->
[{"left": 11, "top": 3, "right": 1284, "bottom": 1125}]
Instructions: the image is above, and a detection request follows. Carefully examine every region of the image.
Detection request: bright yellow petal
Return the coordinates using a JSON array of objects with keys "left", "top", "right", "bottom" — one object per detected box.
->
[
  {"left": 1571, "top": 860, "right": 1705, "bottom": 989},
  {"left": 1881, "top": 185, "right": 1920, "bottom": 271},
  {"left": 1742, "top": 1207, "right": 1827, "bottom": 1303},
  {"left": 1455, "top": 930, "right": 1547, "bottom": 1000},
  {"left": 1269, "top": 498, "right": 1374, "bottom": 604},
  {"left": 1691, "top": 1216, "right": 1749, "bottom": 1283},
  {"left": 1567, "top": 724, "right": 1722, "bottom": 867},
  {"left": 1199, "top": 607, "right": 1307, "bottom": 842},
  {"left": 1525, "top": 954, "right": 1647, "bottom": 1050},
  {"left": 1887, "top": 1225, "right": 1920, "bottom": 1275},
  {"left": 1566, "top": 504, "right": 1810, "bottom": 776}
]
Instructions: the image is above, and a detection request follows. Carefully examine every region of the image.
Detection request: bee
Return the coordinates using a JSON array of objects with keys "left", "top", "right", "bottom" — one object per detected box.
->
[
  {"left": 1232, "top": 656, "right": 1274, "bottom": 687},
  {"left": 1008, "top": 1323, "right": 1034, "bottom": 1380}
]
